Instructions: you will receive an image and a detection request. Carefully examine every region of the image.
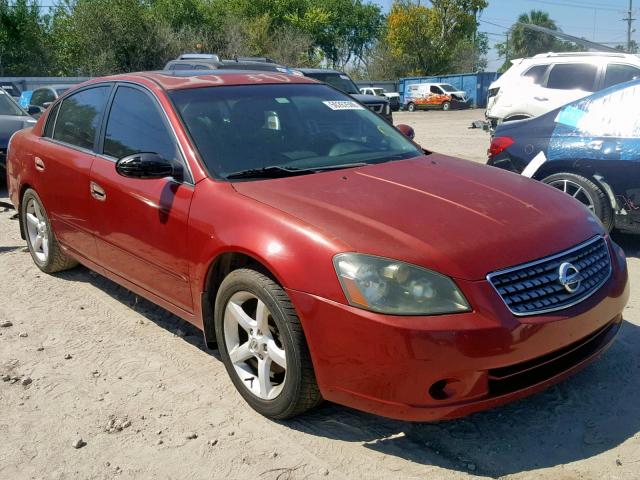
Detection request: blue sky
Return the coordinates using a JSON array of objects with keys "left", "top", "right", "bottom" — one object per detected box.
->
[{"left": 372, "top": 0, "right": 637, "bottom": 71}]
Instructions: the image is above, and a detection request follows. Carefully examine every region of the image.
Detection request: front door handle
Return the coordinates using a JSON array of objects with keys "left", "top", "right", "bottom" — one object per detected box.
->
[
  {"left": 534, "top": 96, "right": 549, "bottom": 102},
  {"left": 90, "top": 181, "right": 106, "bottom": 201}
]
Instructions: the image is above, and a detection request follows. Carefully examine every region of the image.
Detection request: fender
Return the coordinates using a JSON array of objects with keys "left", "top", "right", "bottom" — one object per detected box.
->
[{"left": 187, "top": 180, "right": 351, "bottom": 343}]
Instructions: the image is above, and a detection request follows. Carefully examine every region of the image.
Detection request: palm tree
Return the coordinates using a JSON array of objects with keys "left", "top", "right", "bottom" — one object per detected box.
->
[
  {"left": 496, "top": 10, "right": 559, "bottom": 71},
  {"left": 510, "top": 10, "right": 558, "bottom": 58}
]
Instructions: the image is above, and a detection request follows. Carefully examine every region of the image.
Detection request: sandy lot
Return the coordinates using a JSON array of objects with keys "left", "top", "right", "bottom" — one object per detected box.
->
[{"left": 1, "top": 110, "right": 639, "bottom": 480}]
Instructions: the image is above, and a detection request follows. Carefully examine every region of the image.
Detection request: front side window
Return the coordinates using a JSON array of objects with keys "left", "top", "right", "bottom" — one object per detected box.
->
[
  {"left": 430, "top": 86, "right": 442, "bottom": 94},
  {"left": 52, "top": 86, "right": 110, "bottom": 150},
  {"left": 603, "top": 64, "right": 640, "bottom": 89},
  {"left": 546, "top": 63, "right": 597, "bottom": 91},
  {"left": 170, "top": 84, "right": 421, "bottom": 180},
  {"left": 103, "top": 86, "right": 178, "bottom": 162},
  {"left": 440, "top": 84, "right": 458, "bottom": 93}
]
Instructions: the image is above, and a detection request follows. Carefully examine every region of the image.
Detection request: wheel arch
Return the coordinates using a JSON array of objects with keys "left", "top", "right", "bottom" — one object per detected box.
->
[
  {"left": 533, "top": 160, "right": 618, "bottom": 212},
  {"left": 17, "top": 182, "right": 34, "bottom": 240},
  {"left": 200, "top": 250, "right": 285, "bottom": 348}
]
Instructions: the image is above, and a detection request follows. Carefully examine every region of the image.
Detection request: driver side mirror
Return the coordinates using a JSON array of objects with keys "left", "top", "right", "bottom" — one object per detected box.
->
[
  {"left": 27, "top": 105, "right": 43, "bottom": 116},
  {"left": 396, "top": 124, "right": 415, "bottom": 140},
  {"left": 116, "top": 152, "right": 182, "bottom": 181}
]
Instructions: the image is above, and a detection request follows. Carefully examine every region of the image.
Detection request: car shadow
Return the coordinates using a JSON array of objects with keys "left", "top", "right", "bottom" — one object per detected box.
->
[
  {"left": 612, "top": 231, "right": 639, "bottom": 259},
  {"left": 55, "top": 266, "right": 216, "bottom": 357},
  {"left": 284, "top": 320, "right": 640, "bottom": 477},
  {"left": 54, "top": 264, "right": 640, "bottom": 478}
]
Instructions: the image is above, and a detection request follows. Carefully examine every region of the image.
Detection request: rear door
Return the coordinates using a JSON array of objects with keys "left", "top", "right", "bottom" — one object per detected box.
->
[
  {"left": 533, "top": 63, "right": 598, "bottom": 117},
  {"left": 90, "top": 83, "right": 195, "bottom": 312},
  {"left": 36, "top": 84, "right": 112, "bottom": 262}
]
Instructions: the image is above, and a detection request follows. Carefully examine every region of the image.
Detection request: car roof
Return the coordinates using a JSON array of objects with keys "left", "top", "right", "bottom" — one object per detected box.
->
[{"left": 87, "top": 70, "right": 318, "bottom": 91}]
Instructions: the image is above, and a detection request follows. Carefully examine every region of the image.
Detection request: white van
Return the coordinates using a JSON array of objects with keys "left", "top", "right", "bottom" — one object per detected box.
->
[{"left": 404, "top": 83, "right": 468, "bottom": 112}]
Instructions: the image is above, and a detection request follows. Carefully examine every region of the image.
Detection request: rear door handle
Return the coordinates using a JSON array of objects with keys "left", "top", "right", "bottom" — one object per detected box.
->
[{"left": 90, "top": 181, "right": 106, "bottom": 201}]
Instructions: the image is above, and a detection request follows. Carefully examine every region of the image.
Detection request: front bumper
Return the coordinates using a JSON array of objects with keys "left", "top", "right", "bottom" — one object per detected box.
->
[{"left": 288, "top": 241, "right": 629, "bottom": 421}]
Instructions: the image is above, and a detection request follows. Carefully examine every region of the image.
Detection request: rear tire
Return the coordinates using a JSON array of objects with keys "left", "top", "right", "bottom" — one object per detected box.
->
[
  {"left": 21, "top": 188, "right": 78, "bottom": 273},
  {"left": 442, "top": 101, "right": 451, "bottom": 111},
  {"left": 215, "top": 268, "right": 322, "bottom": 419},
  {"left": 407, "top": 102, "right": 416, "bottom": 112},
  {"left": 542, "top": 172, "right": 614, "bottom": 231}
]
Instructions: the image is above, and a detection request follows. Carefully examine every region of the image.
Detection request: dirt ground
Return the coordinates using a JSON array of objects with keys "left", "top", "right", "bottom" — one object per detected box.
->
[{"left": 1, "top": 110, "right": 639, "bottom": 480}]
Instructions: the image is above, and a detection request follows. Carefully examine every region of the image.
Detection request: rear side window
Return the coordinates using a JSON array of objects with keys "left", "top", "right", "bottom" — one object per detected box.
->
[
  {"left": 522, "top": 65, "right": 548, "bottom": 85},
  {"left": 603, "top": 64, "right": 640, "bottom": 89},
  {"left": 546, "top": 63, "right": 597, "bottom": 91},
  {"left": 103, "top": 86, "right": 178, "bottom": 162},
  {"left": 52, "top": 86, "right": 110, "bottom": 150},
  {"left": 31, "top": 88, "right": 55, "bottom": 107},
  {"left": 43, "top": 102, "right": 61, "bottom": 138}
]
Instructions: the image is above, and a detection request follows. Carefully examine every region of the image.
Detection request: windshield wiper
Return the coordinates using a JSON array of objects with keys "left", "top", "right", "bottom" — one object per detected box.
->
[
  {"left": 225, "top": 165, "right": 312, "bottom": 180},
  {"left": 309, "top": 162, "right": 368, "bottom": 172}
]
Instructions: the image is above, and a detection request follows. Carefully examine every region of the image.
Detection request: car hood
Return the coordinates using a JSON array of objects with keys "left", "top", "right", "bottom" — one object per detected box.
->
[
  {"left": 233, "top": 155, "right": 603, "bottom": 280},
  {"left": 350, "top": 93, "right": 389, "bottom": 105},
  {"left": 0, "top": 115, "right": 36, "bottom": 147}
]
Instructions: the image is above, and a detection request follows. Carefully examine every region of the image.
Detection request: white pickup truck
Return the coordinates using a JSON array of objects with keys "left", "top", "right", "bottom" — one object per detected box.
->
[{"left": 360, "top": 87, "right": 400, "bottom": 111}]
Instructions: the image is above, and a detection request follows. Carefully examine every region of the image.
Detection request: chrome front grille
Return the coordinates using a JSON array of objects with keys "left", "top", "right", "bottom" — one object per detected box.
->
[{"left": 487, "top": 236, "right": 611, "bottom": 316}]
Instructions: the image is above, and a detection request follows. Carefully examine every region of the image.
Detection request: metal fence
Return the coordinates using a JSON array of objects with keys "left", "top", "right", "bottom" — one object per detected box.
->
[{"left": 398, "top": 72, "right": 499, "bottom": 108}]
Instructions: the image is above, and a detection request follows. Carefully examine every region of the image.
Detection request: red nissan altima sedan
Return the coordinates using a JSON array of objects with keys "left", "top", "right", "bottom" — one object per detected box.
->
[{"left": 6, "top": 71, "right": 629, "bottom": 420}]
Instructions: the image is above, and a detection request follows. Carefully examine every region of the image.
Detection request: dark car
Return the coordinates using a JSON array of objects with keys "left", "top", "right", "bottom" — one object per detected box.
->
[
  {"left": 296, "top": 69, "right": 393, "bottom": 123},
  {"left": 488, "top": 79, "right": 640, "bottom": 235},
  {"left": 164, "top": 53, "right": 300, "bottom": 75},
  {"left": 0, "top": 89, "right": 36, "bottom": 184},
  {"left": 28, "top": 85, "right": 73, "bottom": 118}
]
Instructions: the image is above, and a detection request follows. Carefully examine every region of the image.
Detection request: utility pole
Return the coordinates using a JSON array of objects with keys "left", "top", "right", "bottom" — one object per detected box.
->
[{"left": 624, "top": 0, "right": 635, "bottom": 53}]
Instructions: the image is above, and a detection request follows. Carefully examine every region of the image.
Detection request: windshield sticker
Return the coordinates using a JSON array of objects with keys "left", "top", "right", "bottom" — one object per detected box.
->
[
  {"left": 323, "top": 100, "right": 364, "bottom": 111},
  {"left": 275, "top": 97, "right": 290, "bottom": 103},
  {"left": 339, "top": 75, "right": 350, "bottom": 80}
]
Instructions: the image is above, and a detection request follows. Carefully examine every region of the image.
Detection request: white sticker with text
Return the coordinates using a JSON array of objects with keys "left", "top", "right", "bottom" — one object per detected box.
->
[{"left": 322, "top": 100, "right": 364, "bottom": 111}]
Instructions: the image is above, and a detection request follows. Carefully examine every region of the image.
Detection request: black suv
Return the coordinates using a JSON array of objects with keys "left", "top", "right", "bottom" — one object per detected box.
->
[{"left": 296, "top": 69, "right": 393, "bottom": 123}]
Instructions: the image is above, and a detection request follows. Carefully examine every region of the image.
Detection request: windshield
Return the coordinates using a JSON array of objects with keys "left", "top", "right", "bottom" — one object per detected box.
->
[
  {"left": 440, "top": 84, "right": 459, "bottom": 93},
  {"left": 0, "top": 90, "right": 27, "bottom": 116},
  {"left": 170, "top": 84, "right": 421, "bottom": 180},
  {"left": 304, "top": 72, "right": 360, "bottom": 95}
]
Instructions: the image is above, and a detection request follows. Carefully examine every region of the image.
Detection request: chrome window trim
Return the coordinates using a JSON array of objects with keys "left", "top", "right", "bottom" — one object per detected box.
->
[
  {"left": 42, "top": 137, "right": 97, "bottom": 157},
  {"left": 486, "top": 235, "right": 612, "bottom": 317}
]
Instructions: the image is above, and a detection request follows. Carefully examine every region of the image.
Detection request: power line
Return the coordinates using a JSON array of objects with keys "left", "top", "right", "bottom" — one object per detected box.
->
[{"left": 525, "top": 0, "right": 622, "bottom": 12}]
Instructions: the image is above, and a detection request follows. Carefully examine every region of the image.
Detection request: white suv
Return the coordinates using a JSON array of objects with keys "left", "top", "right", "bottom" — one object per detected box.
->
[{"left": 486, "top": 52, "right": 640, "bottom": 127}]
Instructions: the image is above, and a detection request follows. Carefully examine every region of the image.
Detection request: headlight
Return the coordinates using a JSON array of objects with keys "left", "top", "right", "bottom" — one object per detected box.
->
[{"left": 333, "top": 253, "right": 471, "bottom": 315}]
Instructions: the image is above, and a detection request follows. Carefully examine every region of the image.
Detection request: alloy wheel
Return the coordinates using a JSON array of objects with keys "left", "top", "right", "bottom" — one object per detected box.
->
[
  {"left": 223, "top": 291, "right": 287, "bottom": 400},
  {"left": 548, "top": 179, "right": 596, "bottom": 213},
  {"left": 25, "top": 198, "right": 49, "bottom": 263}
]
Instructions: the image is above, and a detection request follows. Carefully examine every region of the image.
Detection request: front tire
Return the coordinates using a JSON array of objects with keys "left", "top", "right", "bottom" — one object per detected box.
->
[
  {"left": 214, "top": 268, "right": 321, "bottom": 419},
  {"left": 21, "top": 188, "right": 78, "bottom": 273},
  {"left": 542, "top": 172, "right": 614, "bottom": 231},
  {"left": 442, "top": 101, "right": 451, "bottom": 111}
]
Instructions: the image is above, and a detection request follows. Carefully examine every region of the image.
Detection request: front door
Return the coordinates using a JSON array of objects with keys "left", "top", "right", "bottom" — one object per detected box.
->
[{"left": 90, "top": 84, "right": 194, "bottom": 312}]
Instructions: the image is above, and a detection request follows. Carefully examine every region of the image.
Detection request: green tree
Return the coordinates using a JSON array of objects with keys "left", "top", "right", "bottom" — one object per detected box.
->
[
  {"left": 0, "top": 0, "right": 50, "bottom": 75},
  {"left": 386, "top": 0, "right": 487, "bottom": 76}
]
